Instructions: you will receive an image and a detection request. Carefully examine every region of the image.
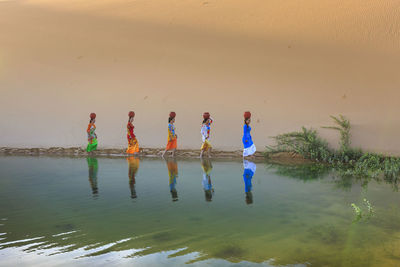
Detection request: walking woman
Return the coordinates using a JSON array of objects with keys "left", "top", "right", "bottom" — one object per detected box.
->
[
  {"left": 126, "top": 111, "right": 140, "bottom": 155},
  {"left": 86, "top": 113, "right": 98, "bottom": 153},
  {"left": 162, "top": 112, "right": 177, "bottom": 157},
  {"left": 243, "top": 111, "right": 256, "bottom": 158},
  {"left": 200, "top": 112, "right": 213, "bottom": 158}
]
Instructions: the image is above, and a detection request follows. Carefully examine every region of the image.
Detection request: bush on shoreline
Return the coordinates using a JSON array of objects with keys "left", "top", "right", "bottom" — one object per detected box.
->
[{"left": 265, "top": 115, "right": 400, "bottom": 181}]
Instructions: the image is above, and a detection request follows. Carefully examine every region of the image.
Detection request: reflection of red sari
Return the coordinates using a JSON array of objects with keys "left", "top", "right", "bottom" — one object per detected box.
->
[
  {"left": 126, "top": 122, "right": 139, "bottom": 154},
  {"left": 127, "top": 157, "right": 139, "bottom": 199}
]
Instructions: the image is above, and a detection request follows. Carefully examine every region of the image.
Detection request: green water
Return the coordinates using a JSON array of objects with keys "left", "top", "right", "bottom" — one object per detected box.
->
[{"left": 1, "top": 156, "right": 400, "bottom": 266}]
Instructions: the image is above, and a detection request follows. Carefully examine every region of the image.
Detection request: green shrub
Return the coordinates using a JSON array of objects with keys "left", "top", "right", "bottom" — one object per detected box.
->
[
  {"left": 265, "top": 115, "right": 400, "bottom": 181},
  {"left": 267, "top": 127, "right": 333, "bottom": 162},
  {"left": 322, "top": 115, "right": 351, "bottom": 153}
]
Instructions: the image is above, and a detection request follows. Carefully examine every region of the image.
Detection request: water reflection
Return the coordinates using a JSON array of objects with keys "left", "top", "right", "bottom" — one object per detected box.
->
[
  {"left": 165, "top": 158, "right": 179, "bottom": 201},
  {"left": 243, "top": 160, "right": 256, "bottom": 205},
  {"left": 127, "top": 157, "right": 140, "bottom": 199},
  {"left": 201, "top": 159, "right": 214, "bottom": 202},
  {"left": 86, "top": 157, "right": 99, "bottom": 196},
  {"left": 266, "top": 162, "right": 400, "bottom": 192},
  {"left": 3, "top": 157, "right": 400, "bottom": 266}
]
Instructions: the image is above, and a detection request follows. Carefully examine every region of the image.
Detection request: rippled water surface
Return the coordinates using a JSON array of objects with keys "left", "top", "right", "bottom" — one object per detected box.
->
[{"left": 1, "top": 156, "right": 400, "bottom": 266}]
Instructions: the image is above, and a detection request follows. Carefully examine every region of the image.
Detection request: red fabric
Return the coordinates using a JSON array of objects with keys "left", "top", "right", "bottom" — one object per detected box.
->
[
  {"left": 127, "top": 122, "right": 135, "bottom": 141},
  {"left": 90, "top": 113, "right": 96, "bottom": 119},
  {"left": 244, "top": 111, "right": 251, "bottom": 119},
  {"left": 128, "top": 111, "right": 135, "bottom": 118},
  {"left": 203, "top": 112, "right": 210, "bottom": 119},
  {"left": 169, "top": 111, "right": 176, "bottom": 118}
]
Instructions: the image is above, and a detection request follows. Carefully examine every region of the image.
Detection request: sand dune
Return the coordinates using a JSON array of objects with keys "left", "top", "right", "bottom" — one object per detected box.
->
[
  {"left": 0, "top": 0, "right": 399, "bottom": 153},
  {"left": 23, "top": 0, "right": 400, "bottom": 53}
]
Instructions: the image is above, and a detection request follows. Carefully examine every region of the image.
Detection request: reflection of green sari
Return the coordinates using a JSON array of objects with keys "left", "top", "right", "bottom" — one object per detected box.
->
[
  {"left": 87, "top": 157, "right": 98, "bottom": 195},
  {"left": 87, "top": 138, "right": 98, "bottom": 152}
]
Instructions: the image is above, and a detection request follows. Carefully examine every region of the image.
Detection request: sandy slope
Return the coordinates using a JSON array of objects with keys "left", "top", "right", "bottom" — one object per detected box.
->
[
  {"left": 23, "top": 0, "right": 400, "bottom": 52},
  {"left": 0, "top": 0, "right": 400, "bottom": 153}
]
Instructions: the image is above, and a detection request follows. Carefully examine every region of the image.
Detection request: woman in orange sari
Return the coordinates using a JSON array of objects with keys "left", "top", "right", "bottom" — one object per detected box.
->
[
  {"left": 162, "top": 112, "right": 177, "bottom": 157},
  {"left": 126, "top": 111, "right": 139, "bottom": 155}
]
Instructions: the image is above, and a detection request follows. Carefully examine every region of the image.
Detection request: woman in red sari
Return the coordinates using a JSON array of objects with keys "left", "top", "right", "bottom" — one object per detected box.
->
[{"left": 126, "top": 111, "right": 139, "bottom": 155}]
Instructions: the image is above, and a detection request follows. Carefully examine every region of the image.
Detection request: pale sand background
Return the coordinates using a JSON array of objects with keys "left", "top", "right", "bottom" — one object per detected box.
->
[{"left": 0, "top": 0, "right": 399, "bottom": 153}]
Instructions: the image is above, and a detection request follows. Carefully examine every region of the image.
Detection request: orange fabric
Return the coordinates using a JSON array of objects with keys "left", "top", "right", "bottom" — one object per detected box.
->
[
  {"left": 167, "top": 160, "right": 178, "bottom": 177},
  {"left": 127, "top": 157, "right": 140, "bottom": 181},
  {"left": 87, "top": 123, "right": 96, "bottom": 143},
  {"left": 126, "top": 138, "right": 139, "bottom": 154},
  {"left": 87, "top": 123, "right": 95, "bottom": 134},
  {"left": 166, "top": 138, "right": 177, "bottom": 150}
]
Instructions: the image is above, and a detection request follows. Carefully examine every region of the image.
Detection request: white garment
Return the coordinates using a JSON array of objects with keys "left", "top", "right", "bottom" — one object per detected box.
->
[
  {"left": 201, "top": 125, "right": 209, "bottom": 142},
  {"left": 243, "top": 160, "right": 257, "bottom": 173},
  {"left": 201, "top": 118, "right": 213, "bottom": 142},
  {"left": 243, "top": 144, "right": 256, "bottom": 157}
]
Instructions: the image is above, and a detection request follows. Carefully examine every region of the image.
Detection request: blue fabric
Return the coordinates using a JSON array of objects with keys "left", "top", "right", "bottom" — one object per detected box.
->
[
  {"left": 168, "top": 123, "right": 175, "bottom": 136},
  {"left": 169, "top": 176, "right": 177, "bottom": 191},
  {"left": 203, "top": 175, "right": 212, "bottom": 191},
  {"left": 242, "top": 124, "right": 253, "bottom": 148},
  {"left": 243, "top": 168, "right": 254, "bottom": 193}
]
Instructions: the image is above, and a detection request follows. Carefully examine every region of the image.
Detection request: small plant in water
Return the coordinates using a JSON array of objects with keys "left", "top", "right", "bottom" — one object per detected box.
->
[
  {"left": 351, "top": 203, "right": 362, "bottom": 222},
  {"left": 363, "top": 198, "right": 374, "bottom": 216},
  {"left": 351, "top": 199, "right": 374, "bottom": 222}
]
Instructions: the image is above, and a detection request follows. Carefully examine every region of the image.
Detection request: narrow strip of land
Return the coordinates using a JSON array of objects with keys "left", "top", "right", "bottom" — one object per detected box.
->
[{"left": 0, "top": 147, "right": 310, "bottom": 164}]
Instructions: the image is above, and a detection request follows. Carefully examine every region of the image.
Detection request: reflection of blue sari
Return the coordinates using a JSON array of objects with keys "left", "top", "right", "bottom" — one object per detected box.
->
[
  {"left": 170, "top": 176, "right": 177, "bottom": 192},
  {"left": 243, "top": 160, "right": 257, "bottom": 193},
  {"left": 201, "top": 159, "right": 213, "bottom": 201}
]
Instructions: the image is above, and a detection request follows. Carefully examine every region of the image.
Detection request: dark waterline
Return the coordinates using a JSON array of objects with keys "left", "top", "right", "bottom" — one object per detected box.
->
[{"left": 0, "top": 156, "right": 400, "bottom": 266}]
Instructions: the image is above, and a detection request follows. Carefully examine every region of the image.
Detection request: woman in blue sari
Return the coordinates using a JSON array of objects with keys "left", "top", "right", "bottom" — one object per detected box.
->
[{"left": 242, "top": 111, "right": 256, "bottom": 158}]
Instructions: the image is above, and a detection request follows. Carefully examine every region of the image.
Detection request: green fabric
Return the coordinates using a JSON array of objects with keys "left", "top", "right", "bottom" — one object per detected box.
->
[
  {"left": 86, "top": 157, "right": 98, "bottom": 178},
  {"left": 86, "top": 157, "right": 98, "bottom": 170},
  {"left": 87, "top": 138, "right": 98, "bottom": 152}
]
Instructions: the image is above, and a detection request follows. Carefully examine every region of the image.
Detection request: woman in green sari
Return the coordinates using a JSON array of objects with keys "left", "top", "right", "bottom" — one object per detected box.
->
[{"left": 86, "top": 113, "right": 98, "bottom": 152}]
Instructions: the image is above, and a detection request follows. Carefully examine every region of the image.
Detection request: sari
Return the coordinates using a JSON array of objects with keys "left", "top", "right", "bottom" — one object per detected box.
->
[
  {"left": 86, "top": 123, "right": 98, "bottom": 152},
  {"left": 165, "top": 123, "right": 177, "bottom": 150},
  {"left": 126, "top": 122, "right": 139, "bottom": 154}
]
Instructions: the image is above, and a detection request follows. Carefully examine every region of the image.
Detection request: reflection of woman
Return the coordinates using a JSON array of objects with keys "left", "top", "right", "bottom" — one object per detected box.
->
[
  {"left": 201, "top": 159, "right": 214, "bottom": 201},
  {"left": 162, "top": 112, "right": 178, "bottom": 157},
  {"left": 127, "top": 156, "right": 140, "bottom": 199},
  {"left": 126, "top": 111, "right": 140, "bottom": 155},
  {"left": 243, "top": 160, "right": 257, "bottom": 204},
  {"left": 166, "top": 158, "right": 178, "bottom": 201},
  {"left": 86, "top": 157, "right": 99, "bottom": 195},
  {"left": 86, "top": 113, "right": 98, "bottom": 152}
]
